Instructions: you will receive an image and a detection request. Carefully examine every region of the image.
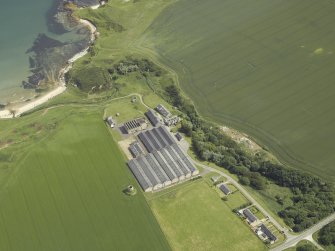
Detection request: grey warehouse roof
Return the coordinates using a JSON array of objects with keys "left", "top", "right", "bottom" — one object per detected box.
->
[
  {"left": 152, "top": 150, "right": 178, "bottom": 181},
  {"left": 138, "top": 127, "right": 175, "bottom": 153},
  {"left": 128, "top": 160, "right": 152, "bottom": 191},
  {"left": 128, "top": 126, "right": 198, "bottom": 191}
]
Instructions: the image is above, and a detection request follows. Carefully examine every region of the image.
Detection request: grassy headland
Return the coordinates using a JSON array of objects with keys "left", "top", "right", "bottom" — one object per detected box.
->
[{"left": 0, "top": 0, "right": 335, "bottom": 250}]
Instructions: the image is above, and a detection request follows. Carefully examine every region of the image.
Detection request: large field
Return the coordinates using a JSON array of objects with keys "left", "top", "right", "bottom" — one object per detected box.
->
[
  {"left": 0, "top": 106, "right": 170, "bottom": 251},
  {"left": 3, "top": 1, "right": 335, "bottom": 250},
  {"left": 148, "top": 180, "right": 266, "bottom": 251},
  {"left": 141, "top": 0, "right": 335, "bottom": 182}
]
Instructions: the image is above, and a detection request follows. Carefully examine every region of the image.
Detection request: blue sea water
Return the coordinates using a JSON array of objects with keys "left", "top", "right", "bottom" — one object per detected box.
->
[
  {"left": 0, "top": 0, "right": 55, "bottom": 103},
  {"left": 0, "top": 0, "right": 92, "bottom": 104}
]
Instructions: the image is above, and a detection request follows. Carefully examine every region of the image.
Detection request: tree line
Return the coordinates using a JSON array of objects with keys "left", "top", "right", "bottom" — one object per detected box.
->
[
  {"left": 318, "top": 221, "right": 335, "bottom": 247},
  {"left": 164, "top": 84, "right": 335, "bottom": 232}
]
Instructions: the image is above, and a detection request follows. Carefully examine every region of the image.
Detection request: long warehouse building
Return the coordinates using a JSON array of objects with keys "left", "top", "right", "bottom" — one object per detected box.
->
[{"left": 128, "top": 126, "right": 199, "bottom": 191}]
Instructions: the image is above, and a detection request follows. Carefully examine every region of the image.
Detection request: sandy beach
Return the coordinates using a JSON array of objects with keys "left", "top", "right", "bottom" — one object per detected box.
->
[
  {"left": 90, "top": 4, "right": 100, "bottom": 10},
  {"left": 0, "top": 7, "right": 99, "bottom": 119}
]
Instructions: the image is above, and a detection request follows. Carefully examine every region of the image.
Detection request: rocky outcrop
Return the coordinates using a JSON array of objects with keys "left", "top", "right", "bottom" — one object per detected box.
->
[{"left": 24, "top": 0, "right": 94, "bottom": 89}]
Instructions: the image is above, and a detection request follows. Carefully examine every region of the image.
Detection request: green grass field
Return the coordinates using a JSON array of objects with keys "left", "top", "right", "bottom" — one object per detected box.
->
[
  {"left": 104, "top": 97, "right": 147, "bottom": 123},
  {"left": 149, "top": 180, "right": 266, "bottom": 251},
  {"left": 0, "top": 106, "right": 170, "bottom": 251},
  {"left": 224, "top": 189, "right": 249, "bottom": 210},
  {"left": 141, "top": 0, "right": 335, "bottom": 182}
]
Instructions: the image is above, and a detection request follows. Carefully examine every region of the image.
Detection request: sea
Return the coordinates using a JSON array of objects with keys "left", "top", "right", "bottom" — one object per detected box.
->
[{"left": 0, "top": 0, "right": 96, "bottom": 105}]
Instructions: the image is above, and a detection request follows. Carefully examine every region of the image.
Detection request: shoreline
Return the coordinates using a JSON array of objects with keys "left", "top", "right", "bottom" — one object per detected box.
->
[{"left": 0, "top": 5, "right": 99, "bottom": 119}]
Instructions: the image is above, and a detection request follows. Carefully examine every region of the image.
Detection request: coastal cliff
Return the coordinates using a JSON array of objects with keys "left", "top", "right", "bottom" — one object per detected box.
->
[
  {"left": 24, "top": 0, "right": 98, "bottom": 90},
  {"left": 0, "top": 0, "right": 99, "bottom": 118}
]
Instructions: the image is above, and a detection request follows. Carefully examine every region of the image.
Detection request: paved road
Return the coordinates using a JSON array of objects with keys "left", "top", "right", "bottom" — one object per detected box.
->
[{"left": 271, "top": 213, "right": 335, "bottom": 251}]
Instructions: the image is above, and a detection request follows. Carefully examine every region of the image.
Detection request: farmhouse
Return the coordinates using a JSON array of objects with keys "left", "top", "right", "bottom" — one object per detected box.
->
[
  {"left": 259, "top": 224, "right": 277, "bottom": 243},
  {"left": 156, "top": 104, "right": 171, "bottom": 117},
  {"left": 145, "top": 109, "right": 160, "bottom": 127},
  {"left": 128, "top": 126, "right": 199, "bottom": 191},
  {"left": 243, "top": 209, "right": 259, "bottom": 227},
  {"left": 219, "top": 183, "right": 231, "bottom": 195},
  {"left": 106, "top": 116, "right": 115, "bottom": 128},
  {"left": 123, "top": 117, "right": 147, "bottom": 134}
]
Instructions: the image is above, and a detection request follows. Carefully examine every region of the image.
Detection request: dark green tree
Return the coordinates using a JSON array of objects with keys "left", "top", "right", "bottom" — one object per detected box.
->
[
  {"left": 318, "top": 222, "right": 335, "bottom": 246},
  {"left": 296, "top": 243, "right": 318, "bottom": 251},
  {"left": 239, "top": 176, "right": 250, "bottom": 186},
  {"left": 180, "top": 120, "right": 193, "bottom": 137}
]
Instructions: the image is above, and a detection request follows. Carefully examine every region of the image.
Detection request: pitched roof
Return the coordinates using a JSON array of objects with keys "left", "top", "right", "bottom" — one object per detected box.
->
[
  {"left": 243, "top": 209, "right": 258, "bottom": 223},
  {"left": 145, "top": 110, "right": 160, "bottom": 126},
  {"left": 219, "top": 184, "right": 231, "bottom": 195},
  {"left": 260, "top": 224, "right": 277, "bottom": 241},
  {"left": 156, "top": 104, "right": 170, "bottom": 117},
  {"left": 129, "top": 142, "right": 143, "bottom": 158},
  {"left": 129, "top": 126, "right": 198, "bottom": 191}
]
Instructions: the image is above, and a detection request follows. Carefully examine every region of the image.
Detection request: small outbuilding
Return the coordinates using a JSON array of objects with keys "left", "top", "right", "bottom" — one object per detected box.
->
[
  {"left": 156, "top": 104, "right": 171, "bottom": 117},
  {"left": 219, "top": 183, "right": 231, "bottom": 195},
  {"left": 211, "top": 176, "right": 221, "bottom": 183},
  {"left": 124, "top": 185, "right": 137, "bottom": 196},
  {"left": 106, "top": 116, "right": 115, "bottom": 128},
  {"left": 175, "top": 133, "right": 183, "bottom": 141}
]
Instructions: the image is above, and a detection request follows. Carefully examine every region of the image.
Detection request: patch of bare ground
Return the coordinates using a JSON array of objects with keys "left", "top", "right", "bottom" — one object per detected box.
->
[
  {"left": 221, "top": 126, "right": 278, "bottom": 163},
  {"left": 118, "top": 135, "right": 137, "bottom": 160},
  {"left": 0, "top": 143, "right": 10, "bottom": 151}
]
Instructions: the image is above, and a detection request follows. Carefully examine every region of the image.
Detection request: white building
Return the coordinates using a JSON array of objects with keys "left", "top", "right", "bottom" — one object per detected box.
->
[{"left": 106, "top": 116, "right": 115, "bottom": 128}]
